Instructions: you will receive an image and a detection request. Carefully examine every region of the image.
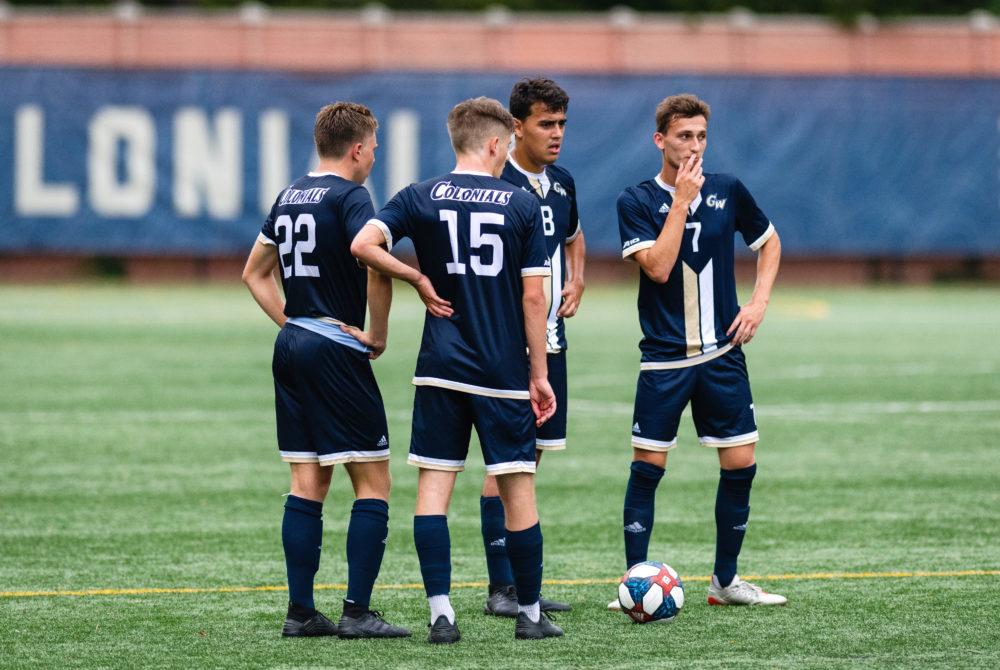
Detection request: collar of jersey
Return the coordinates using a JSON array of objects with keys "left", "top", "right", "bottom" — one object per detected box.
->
[
  {"left": 307, "top": 171, "right": 349, "bottom": 179},
  {"left": 508, "top": 156, "right": 546, "bottom": 180},
  {"left": 654, "top": 174, "right": 702, "bottom": 215},
  {"left": 451, "top": 169, "right": 493, "bottom": 176}
]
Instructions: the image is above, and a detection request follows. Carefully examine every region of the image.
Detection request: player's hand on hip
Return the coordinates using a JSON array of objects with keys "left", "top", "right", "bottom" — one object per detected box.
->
[
  {"left": 726, "top": 299, "right": 767, "bottom": 346},
  {"left": 413, "top": 274, "right": 453, "bottom": 318},
  {"left": 675, "top": 154, "right": 704, "bottom": 206},
  {"left": 557, "top": 279, "right": 585, "bottom": 318},
  {"left": 339, "top": 325, "right": 387, "bottom": 359},
  {"left": 529, "top": 377, "right": 556, "bottom": 427}
]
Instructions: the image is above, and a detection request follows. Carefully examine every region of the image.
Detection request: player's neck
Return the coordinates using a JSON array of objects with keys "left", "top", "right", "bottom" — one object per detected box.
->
[
  {"left": 658, "top": 163, "right": 679, "bottom": 188},
  {"left": 454, "top": 155, "right": 497, "bottom": 176},
  {"left": 510, "top": 147, "right": 547, "bottom": 175},
  {"left": 313, "top": 159, "right": 362, "bottom": 184}
]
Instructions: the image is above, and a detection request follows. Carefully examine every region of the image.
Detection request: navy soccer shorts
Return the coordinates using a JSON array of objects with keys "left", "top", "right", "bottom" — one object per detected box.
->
[
  {"left": 631, "top": 347, "right": 758, "bottom": 452},
  {"left": 272, "top": 324, "right": 390, "bottom": 466},
  {"left": 408, "top": 385, "right": 536, "bottom": 475},
  {"left": 535, "top": 350, "right": 567, "bottom": 450}
]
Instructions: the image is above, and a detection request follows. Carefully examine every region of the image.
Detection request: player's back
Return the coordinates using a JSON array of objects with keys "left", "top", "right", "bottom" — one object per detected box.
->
[
  {"left": 261, "top": 172, "right": 374, "bottom": 327},
  {"left": 374, "top": 171, "right": 549, "bottom": 397}
]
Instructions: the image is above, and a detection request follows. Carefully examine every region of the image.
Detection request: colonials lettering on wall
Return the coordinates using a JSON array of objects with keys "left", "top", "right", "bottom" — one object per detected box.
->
[
  {"left": 430, "top": 181, "right": 512, "bottom": 205},
  {"left": 279, "top": 187, "right": 329, "bottom": 206}
]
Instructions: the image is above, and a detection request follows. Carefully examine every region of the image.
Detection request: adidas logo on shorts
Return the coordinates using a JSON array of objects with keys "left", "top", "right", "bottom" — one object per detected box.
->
[
  {"left": 377, "top": 435, "right": 388, "bottom": 447},
  {"left": 633, "top": 422, "right": 641, "bottom": 433}
]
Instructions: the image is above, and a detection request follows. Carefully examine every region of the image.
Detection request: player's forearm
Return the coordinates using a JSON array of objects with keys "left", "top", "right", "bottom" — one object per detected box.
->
[
  {"left": 522, "top": 280, "right": 549, "bottom": 381},
  {"left": 749, "top": 232, "right": 781, "bottom": 306},
  {"left": 242, "top": 242, "right": 286, "bottom": 327},
  {"left": 565, "top": 231, "right": 586, "bottom": 285},
  {"left": 351, "top": 237, "right": 423, "bottom": 287},
  {"left": 366, "top": 268, "right": 392, "bottom": 342},
  {"left": 639, "top": 207, "right": 687, "bottom": 283}
]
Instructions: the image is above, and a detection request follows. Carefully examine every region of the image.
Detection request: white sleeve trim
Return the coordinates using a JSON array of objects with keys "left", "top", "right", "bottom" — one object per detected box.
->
[
  {"left": 565, "top": 221, "right": 582, "bottom": 243},
  {"left": 748, "top": 222, "right": 776, "bottom": 252},
  {"left": 256, "top": 232, "right": 276, "bottom": 247},
  {"left": 366, "top": 219, "right": 393, "bottom": 252},
  {"left": 521, "top": 267, "right": 552, "bottom": 277},
  {"left": 621, "top": 239, "right": 655, "bottom": 259}
]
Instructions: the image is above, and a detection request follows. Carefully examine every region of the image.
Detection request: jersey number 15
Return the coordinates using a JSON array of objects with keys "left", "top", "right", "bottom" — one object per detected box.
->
[{"left": 440, "top": 210, "right": 504, "bottom": 277}]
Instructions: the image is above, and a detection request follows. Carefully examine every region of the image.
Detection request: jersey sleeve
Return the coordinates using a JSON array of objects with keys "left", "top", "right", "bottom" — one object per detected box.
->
[
  {"left": 565, "top": 174, "right": 582, "bottom": 243},
  {"left": 341, "top": 186, "right": 376, "bottom": 240},
  {"left": 617, "top": 189, "right": 658, "bottom": 259},
  {"left": 367, "top": 188, "right": 413, "bottom": 252},
  {"left": 520, "top": 202, "right": 551, "bottom": 277},
  {"left": 733, "top": 178, "right": 776, "bottom": 251},
  {"left": 257, "top": 199, "right": 280, "bottom": 247}
]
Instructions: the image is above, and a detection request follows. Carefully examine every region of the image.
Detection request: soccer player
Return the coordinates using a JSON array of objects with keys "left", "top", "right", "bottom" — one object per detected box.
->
[
  {"left": 241, "top": 102, "right": 410, "bottom": 639},
  {"left": 478, "top": 77, "right": 584, "bottom": 617},
  {"left": 351, "top": 97, "right": 564, "bottom": 642},
  {"left": 611, "top": 94, "right": 786, "bottom": 608}
]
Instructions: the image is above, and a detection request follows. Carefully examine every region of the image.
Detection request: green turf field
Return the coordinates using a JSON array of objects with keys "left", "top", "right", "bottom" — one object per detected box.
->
[{"left": 1, "top": 282, "right": 998, "bottom": 668}]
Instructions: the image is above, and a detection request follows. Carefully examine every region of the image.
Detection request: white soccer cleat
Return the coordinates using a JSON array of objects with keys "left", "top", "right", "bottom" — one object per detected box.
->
[
  {"left": 607, "top": 598, "right": 622, "bottom": 611},
  {"left": 707, "top": 575, "right": 787, "bottom": 606}
]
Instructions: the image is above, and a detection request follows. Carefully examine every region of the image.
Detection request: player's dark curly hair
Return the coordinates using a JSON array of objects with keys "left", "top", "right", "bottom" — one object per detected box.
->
[
  {"left": 509, "top": 77, "right": 570, "bottom": 120},
  {"left": 655, "top": 94, "right": 710, "bottom": 134},
  {"left": 314, "top": 102, "right": 378, "bottom": 159}
]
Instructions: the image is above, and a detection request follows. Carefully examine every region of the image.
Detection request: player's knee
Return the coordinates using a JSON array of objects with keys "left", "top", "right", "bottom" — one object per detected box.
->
[
  {"left": 718, "top": 443, "right": 756, "bottom": 470},
  {"left": 481, "top": 474, "right": 500, "bottom": 497},
  {"left": 633, "top": 448, "right": 668, "bottom": 469}
]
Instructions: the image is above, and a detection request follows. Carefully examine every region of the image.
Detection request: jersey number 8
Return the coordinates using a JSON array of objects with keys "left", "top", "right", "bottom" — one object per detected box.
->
[{"left": 440, "top": 210, "right": 504, "bottom": 277}]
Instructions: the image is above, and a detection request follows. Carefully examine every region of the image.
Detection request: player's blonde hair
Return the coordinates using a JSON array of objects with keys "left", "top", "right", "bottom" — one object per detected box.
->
[
  {"left": 447, "top": 97, "right": 515, "bottom": 155},
  {"left": 655, "top": 94, "right": 711, "bottom": 134},
  {"left": 314, "top": 102, "right": 378, "bottom": 159}
]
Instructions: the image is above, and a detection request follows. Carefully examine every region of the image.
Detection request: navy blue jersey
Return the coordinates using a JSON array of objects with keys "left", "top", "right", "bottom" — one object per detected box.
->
[
  {"left": 259, "top": 172, "right": 374, "bottom": 327},
  {"left": 501, "top": 159, "right": 582, "bottom": 352},
  {"left": 370, "top": 171, "right": 550, "bottom": 398},
  {"left": 617, "top": 173, "right": 775, "bottom": 368}
]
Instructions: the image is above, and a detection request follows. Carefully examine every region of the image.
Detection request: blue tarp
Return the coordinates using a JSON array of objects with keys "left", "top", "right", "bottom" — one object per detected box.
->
[{"left": 1, "top": 67, "right": 997, "bottom": 255}]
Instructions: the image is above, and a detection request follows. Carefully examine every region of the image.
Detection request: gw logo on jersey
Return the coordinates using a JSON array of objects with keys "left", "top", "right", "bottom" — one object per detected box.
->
[
  {"left": 706, "top": 194, "right": 727, "bottom": 210},
  {"left": 552, "top": 181, "right": 567, "bottom": 197},
  {"left": 431, "top": 181, "right": 512, "bottom": 205}
]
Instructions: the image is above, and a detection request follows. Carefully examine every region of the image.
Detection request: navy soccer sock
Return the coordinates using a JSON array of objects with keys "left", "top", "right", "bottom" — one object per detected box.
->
[
  {"left": 413, "top": 515, "right": 451, "bottom": 598},
  {"left": 505, "top": 523, "right": 544, "bottom": 607},
  {"left": 714, "top": 463, "right": 757, "bottom": 588},
  {"left": 344, "top": 498, "right": 389, "bottom": 613},
  {"left": 480, "top": 496, "right": 514, "bottom": 589},
  {"left": 623, "top": 460, "right": 665, "bottom": 569},
  {"left": 282, "top": 495, "right": 324, "bottom": 610}
]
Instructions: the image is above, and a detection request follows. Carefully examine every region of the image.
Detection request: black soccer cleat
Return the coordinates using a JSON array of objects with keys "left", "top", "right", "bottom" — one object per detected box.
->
[
  {"left": 514, "top": 611, "right": 564, "bottom": 640},
  {"left": 427, "top": 615, "right": 461, "bottom": 644},
  {"left": 337, "top": 609, "right": 411, "bottom": 639},
  {"left": 282, "top": 603, "right": 339, "bottom": 638},
  {"left": 483, "top": 585, "right": 518, "bottom": 617},
  {"left": 540, "top": 594, "right": 572, "bottom": 613}
]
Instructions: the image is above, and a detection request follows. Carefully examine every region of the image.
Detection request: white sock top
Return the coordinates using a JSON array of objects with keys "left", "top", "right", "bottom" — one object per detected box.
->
[
  {"left": 428, "top": 594, "right": 455, "bottom": 625},
  {"left": 517, "top": 601, "right": 541, "bottom": 623}
]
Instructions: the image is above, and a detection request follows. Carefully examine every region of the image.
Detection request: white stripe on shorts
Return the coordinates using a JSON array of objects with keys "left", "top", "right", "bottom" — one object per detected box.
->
[
  {"left": 485, "top": 461, "right": 537, "bottom": 475},
  {"left": 407, "top": 453, "right": 466, "bottom": 471},
  {"left": 630, "top": 435, "right": 678, "bottom": 451},
  {"left": 699, "top": 430, "right": 759, "bottom": 447}
]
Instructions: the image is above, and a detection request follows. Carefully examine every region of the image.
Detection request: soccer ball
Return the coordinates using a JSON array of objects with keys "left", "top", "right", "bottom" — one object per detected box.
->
[{"left": 618, "top": 561, "right": 684, "bottom": 623}]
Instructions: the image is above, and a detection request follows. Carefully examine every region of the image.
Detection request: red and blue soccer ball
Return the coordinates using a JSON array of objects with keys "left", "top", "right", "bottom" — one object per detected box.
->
[{"left": 618, "top": 561, "right": 685, "bottom": 623}]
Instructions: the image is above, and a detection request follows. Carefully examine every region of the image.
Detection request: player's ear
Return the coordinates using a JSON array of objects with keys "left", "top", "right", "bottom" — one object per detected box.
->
[
  {"left": 513, "top": 118, "right": 524, "bottom": 139},
  {"left": 653, "top": 132, "right": 666, "bottom": 150},
  {"left": 350, "top": 142, "right": 364, "bottom": 162},
  {"left": 487, "top": 135, "right": 500, "bottom": 157}
]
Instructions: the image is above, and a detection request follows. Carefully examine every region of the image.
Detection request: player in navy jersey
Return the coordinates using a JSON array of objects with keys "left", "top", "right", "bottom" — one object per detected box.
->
[
  {"left": 351, "top": 97, "right": 564, "bottom": 642},
  {"left": 242, "top": 102, "right": 410, "bottom": 639},
  {"left": 611, "top": 94, "right": 786, "bottom": 609},
  {"left": 478, "top": 78, "right": 584, "bottom": 617}
]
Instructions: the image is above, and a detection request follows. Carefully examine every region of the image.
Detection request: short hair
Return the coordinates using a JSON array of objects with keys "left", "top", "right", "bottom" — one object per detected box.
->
[
  {"left": 447, "top": 97, "right": 515, "bottom": 154},
  {"left": 509, "top": 77, "right": 570, "bottom": 120},
  {"left": 313, "top": 102, "right": 378, "bottom": 159},
  {"left": 655, "top": 94, "right": 711, "bottom": 134}
]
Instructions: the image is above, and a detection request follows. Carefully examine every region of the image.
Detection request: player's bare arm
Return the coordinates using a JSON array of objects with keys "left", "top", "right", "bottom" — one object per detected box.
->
[
  {"left": 632, "top": 154, "right": 704, "bottom": 283},
  {"left": 340, "top": 267, "right": 392, "bottom": 359},
  {"left": 728, "top": 231, "right": 781, "bottom": 345},
  {"left": 242, "top": 240, "right": 286, "bottom": 327},
  {"left": 350, "top": 225, "right": 453, "bottom": 318},
  {"left": 558, "top": 229, "right": 586, "bottom": 318},
  {"left": 523, "top": 274, "right": 556, "bottom": 426}
]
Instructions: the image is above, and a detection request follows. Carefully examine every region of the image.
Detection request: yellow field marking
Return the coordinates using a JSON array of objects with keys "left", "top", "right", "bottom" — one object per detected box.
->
[{"left": 2, "top": 569, "right": 997, "bottom": 600}]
